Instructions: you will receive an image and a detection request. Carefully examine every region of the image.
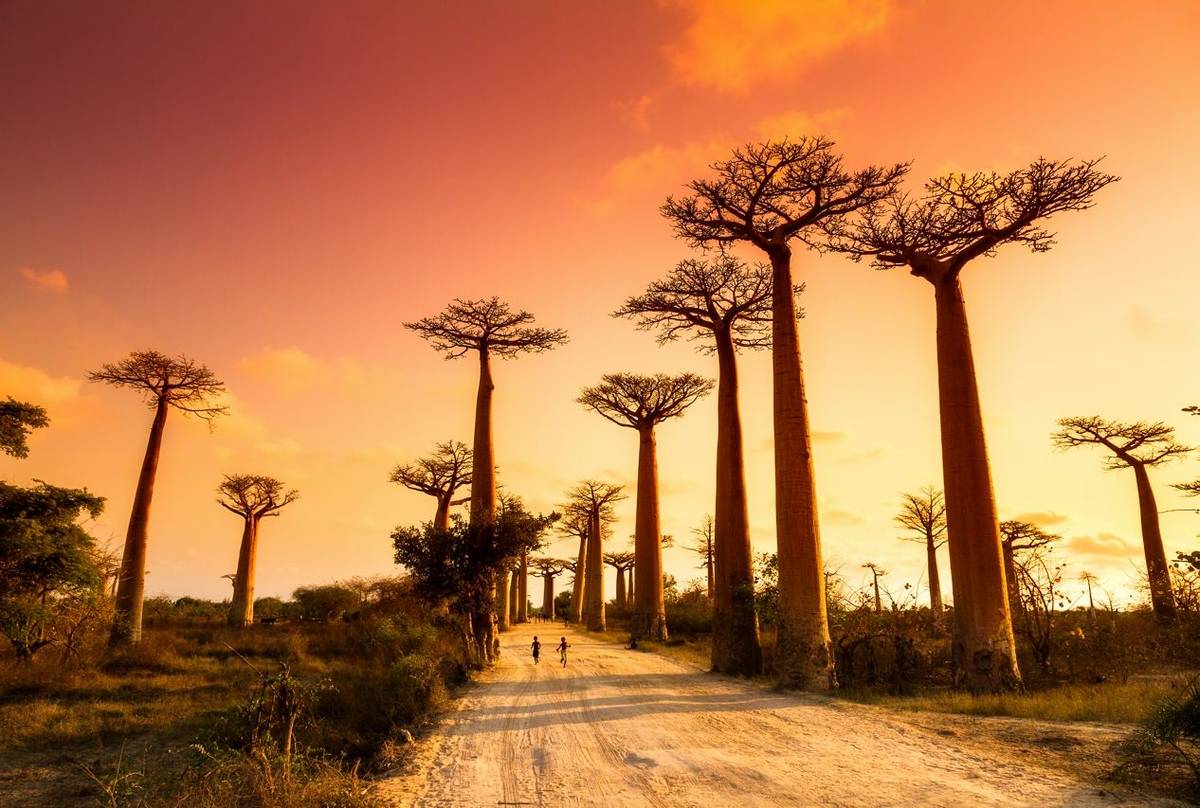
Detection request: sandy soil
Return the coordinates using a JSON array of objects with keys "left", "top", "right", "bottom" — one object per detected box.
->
[{"left": 380, "top": 623, "right": 1174, "bottom": 807}]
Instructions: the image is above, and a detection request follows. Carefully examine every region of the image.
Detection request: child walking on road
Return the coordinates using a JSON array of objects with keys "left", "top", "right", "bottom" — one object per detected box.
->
[
  {"left": 557, "top": 637, "right": 569, "bottom": 667},
  {"left": 531, "top": 636, "right": 541, "bottom": 665}
]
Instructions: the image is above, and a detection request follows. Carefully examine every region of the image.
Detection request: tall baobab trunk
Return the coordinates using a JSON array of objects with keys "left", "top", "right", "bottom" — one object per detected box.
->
[
  {"left": 571, "top": 534, "right": 587, "bottom": 623},
  {"left": 472, "top": 348, "right": 501, "bottom": 654},
  {"left": 628, "top": 562, "right": 634, "bottom": 604},
  {"left": 434, "top": 494, "right": 452, "bottom": 532},
  {"left": 927, "top": 532, "right": 944, "bottom": 617},
  {"left": 630, "top": 424, "right": 668, "bottom": 639},
  {"left": 705, "top": 548, "right": 714, "bottom": 601},
  {"left": 1132, "top": 462, "right": 1176, "bottom": 620},
  {"left": 585, "top": 510, "right": 606, "bottom": 631},
  {"left": 110, "top": 396, "right": 168, "bottom": 646},
  {"left": 711, "top": 330, "right": 761, "bottom": 674},
  {"left": 768, "top": 247, "right": 832, "bottom": 689},
  {"left": 508, "top": 572, "right": 518, "bottom": 624},
  {"left": 934, "top": 275, "right": 1020, "bottom": 692},
  {"left": 542, "top": 573, "right": 556, "bottom": 620},
  {"left": 228, "top": 516, "right": 260, "bottom": 627},
  {"left": 615, "top": 566, "right": 627, "bottom": 611},
  {"left": 871, "top": 572, "right": 882, "bottom": 614},
  {"left": 517, "top": 551, "right": 529, "bottom": 623}
]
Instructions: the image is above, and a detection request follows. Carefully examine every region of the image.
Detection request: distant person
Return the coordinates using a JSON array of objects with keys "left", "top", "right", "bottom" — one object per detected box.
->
[
  {"left": 557, "top": 636, "right": 569, "bottom": 667},
  {"left": 531, "top": 636, "right": 541, "bottom": 665}
]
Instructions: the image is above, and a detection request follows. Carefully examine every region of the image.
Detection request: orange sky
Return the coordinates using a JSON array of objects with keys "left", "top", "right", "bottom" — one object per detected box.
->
[{"left": 3, "top": 0, "right": 1199, "bottom": 606}]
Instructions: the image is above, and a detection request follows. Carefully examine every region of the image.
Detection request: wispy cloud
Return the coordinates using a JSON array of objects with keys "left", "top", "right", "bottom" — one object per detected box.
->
[
  {"left": 1014, "top": 511, "right": 1070, "bottom": 527},
  {"left": 18, "top": 266, "right": 69, "bottom": 292},
  {"left": 665, "top": 0, "right": 892, "bottom": 92},
  {"left": 1066, "top": 532, "right": 1138, "bottom": 559}
]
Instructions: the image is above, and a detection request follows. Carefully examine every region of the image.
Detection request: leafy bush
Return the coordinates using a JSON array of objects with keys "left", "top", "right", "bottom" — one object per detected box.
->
[{"left": 1114, "top": 676, "right": 1200, "bottom": 796}]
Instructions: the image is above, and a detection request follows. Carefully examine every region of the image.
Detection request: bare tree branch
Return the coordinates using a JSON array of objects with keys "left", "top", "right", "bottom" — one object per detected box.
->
[
  {"left": 216, "top": 474, "right": 299, "bottom": 519},
  {"left": 1052, "top": 416, "right": 1194, "bottom": 469},
  {"left": 404, "top": 297, "right": 569, "bottom": 359},
  {"left": 577, "top": 372, "right": 713, "bottom": 429},
  {"left": 88, "top": 350, "right": 228, "bottom": 422}
]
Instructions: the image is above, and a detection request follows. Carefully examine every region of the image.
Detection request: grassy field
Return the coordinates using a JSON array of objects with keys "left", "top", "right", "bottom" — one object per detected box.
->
[{"left": 0, "top": 617, "right": 462, "bottom": 807}]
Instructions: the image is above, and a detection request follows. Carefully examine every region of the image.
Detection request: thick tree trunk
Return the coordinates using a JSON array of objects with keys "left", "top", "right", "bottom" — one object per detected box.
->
[
  {"left": 614, "top": 566, "right": 627, "bottom": 611},
  {"left": 228, "top": 516, "right": 259, "bottom": 627},
  {"left": 542, "top": 574, "right": 556, "bottom": 620},
  {"left": 630, "top": 424, "right": 668, "bottom": 640},
  {"left": 571, "top": 535, "right": 587, "bottom": 623},
  {"left": 471, "top": 347, "right": 503, "bottom": 639},
  {"left": 585, "top": 510, "right": 606, "bottom": 631},
  {"left": 927, "top": 533, "right": 944, "bottom": 617},
  {"left": 706, "top": 546, "right": 714, "bottom": 601},
  {"left": 517, "top": 551, "right": 529, "bottom": 623},
  {"left": 434, "top": 494, "right": 451, "bottom": 532},
  {"left": 1132, "top": 462, "right": 1177, "bottom": 620},
  {"left": 711, "top": 330, "right": 761, "bottom": 675},
  {"left": 110, "top": 396, "right": 169, "bottom": 646},
  {"left": 933, "top": 274, "right": 1021, "bottom": 692},
  {"left": 508, "top": 571, "right": 518, "bottom": 624},
  {"left": 628, "top": 563, "right": 634, "bottom": 603},
  {"left": 768, "top": 247, "right": 832, "bottom": 689}
]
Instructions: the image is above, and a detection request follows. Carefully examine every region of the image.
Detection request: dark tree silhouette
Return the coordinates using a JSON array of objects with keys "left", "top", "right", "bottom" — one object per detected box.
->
[
  {"left": 895, "top": 487, "right": 948, "bottom": 617},
  {"left": 405, "top": 298, "right": 567, "bottom": 644},
  {"left": 826, "top": 158, "right": 1118, "bottom": 692},
  {"left": 578, "top": 372, "right": 713, "bottom": 639},
  {"left": 217, "top": 474, "right": 299, "bottom": 628},
  {"left": 88, "top": 351, "right": 227, "bottom": 645},
  {"left": 998, "top": 520, "right": 1060, "bottom": 617},
  {"left": 562, "top": 481, "right": 625, "bottom": 632},
  {"left": 688, "top": 514, "right": 715, "bottom": 600},
  {"left": 862, "top": 562, "right": 887, "bottom": 614},
  {"left": 1053, "top": 416, "right": 1192, "bottom": 620},
  {"left": 616, "top": 254, "right": 783, "bottom": 675},
  {"left": 603, "top": 550, "right": 636, "bottom": 610},
  {"left": 664, "top": 138, "right": 906, "bottom": 688},
  {"left": 0, "top": 398, "right": 49, "bottom": 458},
  {"left": 531, "top": 558, "right": 565, "bottom": 619},
  {"left": 389, "top": 441, "right": 472, "bottom": 530}
]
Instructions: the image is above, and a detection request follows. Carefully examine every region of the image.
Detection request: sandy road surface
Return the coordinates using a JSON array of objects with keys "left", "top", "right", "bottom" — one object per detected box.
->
[{"left": 382, "top": 623, "right": 1165, "bottom": 807}]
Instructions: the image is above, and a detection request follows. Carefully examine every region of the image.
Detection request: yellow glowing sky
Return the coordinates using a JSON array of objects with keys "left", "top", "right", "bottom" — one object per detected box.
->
[{"left": 2, "top": 0, "right": 1199, "bottom": 605}]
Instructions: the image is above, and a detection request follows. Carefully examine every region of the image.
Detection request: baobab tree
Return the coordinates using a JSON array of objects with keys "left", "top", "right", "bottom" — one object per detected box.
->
[
  {"left": 89, "top": 351, "right": 227, "bottom": 645},
  {"left": 562, "top": 481, "right": 625, "bottom": 632},
  {"left": 0, "top": 397, "right": 49, "bottom": 458},
  {"left": 688, "top": 514, "right": 715, "bottom": 600},
  {"left": 389, "top": 441, "right": 472, "bottom": 530},
  {"left": 998, "top": 520, "right": 1060, "bottom": 617},
  {"left": 559, "top": 512, "right": 589, "bottom": 623},
  {"left": 616, "top": 254, "right": 782, "bottom": 675},
  {"left": 531, "top": 558, "right": 565, "bottom": 619},
  {"left": 578, "top": 372, "right": 713, "bottom": 639},
  {"left": 895, "top": 487, "right": 947, "bottom": 617},
  {"left": 405, "top": 298, "right": 567, "bottom": 641},
  {"left": 862, "top": 563, "right": 887, "bottom": 614},
  {"left": 603, "top": 551, "right": 636, "bottom": 610},
  {"left": 826, "top": 158, "right": 1118, "bottom": 691},
  {"left": 664, "top": 139, "right": 906, "bottom": 688},
  {"left": 217, "top": 474, "right": 299, "bottom": 627},
  {"left": 1053, "top": 416, "right": 1192, "bottom": 620}
]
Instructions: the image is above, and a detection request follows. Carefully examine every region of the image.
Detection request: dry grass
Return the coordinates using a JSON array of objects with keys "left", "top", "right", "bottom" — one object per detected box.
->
[{"left": 838, "top": 677, "right": 1186, "bottom": 725}]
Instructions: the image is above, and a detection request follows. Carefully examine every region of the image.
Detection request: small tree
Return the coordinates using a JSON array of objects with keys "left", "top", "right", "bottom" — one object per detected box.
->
[
  {"left": 616, "top": 254, "right": 779, "bottom": 675},
  {"left": 562, "top": 481, "right": 625, "bottom": 632},
  {"left": 603, "top": 551, "right": 636, "bottom": 610},
  {"left": 405, "top": 298, "right": 567, "bottom": 639},
  {"left": 89, "top": 351, "right": 227, "bottom": 645},
  {"left": 827, "top": 158, "right": 1118, "bottom": 692},
  {"left": 578, "top": 372, "right": 712, "bottom": 639},
  {"left": 998, "top": 520, "right": 1060, "bottom": 616},
  {"left": 688, "top": 514, "right": 715, "bottom": 600},
  {"left": 1053, "top": 416, "right": 1193, "bottom": 620},
  {"left": 0, "top": 397, "right": 49, "bottom": 458},
  {"left": 531, "top": 558, "right": 565, "bottom": 619},
  {"left": 0, "top": 482, "right": 106, "bottom": 661},
  {"left": 861, "top": 563, "right": 887, "bottom": 614},
  {"left": 218, "top": 474, "right": 299, "bottom": 627},
  {"left": 389, "top": 441, "right": 472, "bottom": 530},
  {"left": 894, "top": 487, "right": 947, "bottom": 617}
]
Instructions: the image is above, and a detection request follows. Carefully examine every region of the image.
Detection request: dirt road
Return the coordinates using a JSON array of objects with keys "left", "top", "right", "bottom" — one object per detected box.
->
[{"left": 381, "top": 623, "right": 1164, "bottom": 807}]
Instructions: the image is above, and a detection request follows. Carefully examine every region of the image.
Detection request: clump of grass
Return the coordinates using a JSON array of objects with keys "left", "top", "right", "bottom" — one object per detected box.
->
[{"left": 1113, "top": 676, "right": 1200, "bottom": 797}]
